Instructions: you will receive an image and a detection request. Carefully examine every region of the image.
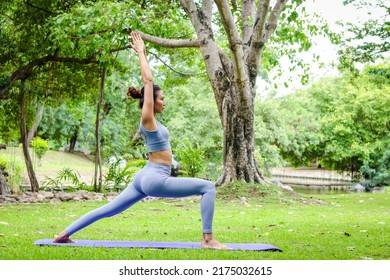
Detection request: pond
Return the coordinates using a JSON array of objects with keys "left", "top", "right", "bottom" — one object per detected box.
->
[{"left": 291, "top": 185, "right": 352, "bottom": 195}]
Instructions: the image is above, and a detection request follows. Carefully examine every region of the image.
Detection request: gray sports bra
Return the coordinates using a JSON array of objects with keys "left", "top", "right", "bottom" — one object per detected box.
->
[{"left": 139, "top": 119, "right": 171, "bottom": 152}]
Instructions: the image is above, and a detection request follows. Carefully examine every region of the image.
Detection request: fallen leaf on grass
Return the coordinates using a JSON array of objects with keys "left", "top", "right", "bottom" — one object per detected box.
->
[
  {"left": 311, "top": 232, "right": 326, "bottom": 237},
  {"left": 0, "top": 222, "right": 9, "bottom": 226}
]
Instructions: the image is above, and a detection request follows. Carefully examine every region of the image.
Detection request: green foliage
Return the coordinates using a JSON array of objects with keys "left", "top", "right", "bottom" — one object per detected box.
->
[
  {"left": 254, "top": 91, "right": 322, "bottom": 171},
  {"left": 0, "top": 155, "right": 23, "bottom": 194},
  {"left": 315, "top": 69, "right": 390, "bottom": 177},
  {"left": 162, "top": 77, "right": 223, "bottom": 179},
  {"left": 47, "top": 0, "right": 193, "bottom": 62},
  {"left": 31, "top": 137, "right": 50, "bottom": 160},
  {"left": 268, "top": 62, "right": 390, "bottom": 179},
  {"left": 42, "top": 158, "right": 146, "bottom": 192},
  {"left": 0, "top": 97, "right": 20, "bottom": 143},
  {"left": 360, "top": 147, "right": 390, "bottom": 188},
  {"left": 175, "top": 139, "right": 206, "bottom": 178},
  {"left": 263, "top": 0, "right": 341, "bottom": 86},
  {"left": 42, "top": 167, "right": 89, "bottom": 191},
  {"left": 337, "top": 0, "right": 389, "bottom": 72},
  {"left": 103, "top": 157, "right": 145, "bottom": 191}
]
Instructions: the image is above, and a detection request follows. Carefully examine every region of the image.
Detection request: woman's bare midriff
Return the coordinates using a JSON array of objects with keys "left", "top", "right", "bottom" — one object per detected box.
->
[{"left": 148, "top": 149, "right": 172, "bottom": 165}]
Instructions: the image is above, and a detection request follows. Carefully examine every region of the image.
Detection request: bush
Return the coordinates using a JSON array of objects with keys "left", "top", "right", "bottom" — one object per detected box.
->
[
  {"left": 31, "top": 137, "right": 50, "bottom": 165},
  {"left": 42, "top": 167, "right": 90, "bottom": 192},
  {"left": 360, "top": 147, "right": 390, "bottom": 189},
  {"left": 103, "top": 157, "right": 145, "bottom": 191},
  {"left": 0, "top": 155, "right": 23, "bottom": 194},
  {"left": 175, "top": 139, "right": 206, "bottom": 178}
]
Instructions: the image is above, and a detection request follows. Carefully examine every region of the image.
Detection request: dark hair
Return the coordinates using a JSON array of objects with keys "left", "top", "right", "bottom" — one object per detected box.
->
[{"left": 127, "top": 85, "right": 162, "bottom": 108}]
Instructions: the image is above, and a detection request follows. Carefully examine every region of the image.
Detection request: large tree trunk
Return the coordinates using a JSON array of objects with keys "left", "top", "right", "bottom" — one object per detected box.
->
[
  {"left": 216, "top": 81, "right": 266, "bottom": 185},
  {"left": 20, "top": 81, "right": 40, "bottom": 192}
]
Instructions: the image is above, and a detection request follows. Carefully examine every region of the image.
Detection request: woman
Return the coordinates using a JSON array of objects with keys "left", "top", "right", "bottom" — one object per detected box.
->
[{"left": 53, "top": 31, "right": 228, "bottom": 250}]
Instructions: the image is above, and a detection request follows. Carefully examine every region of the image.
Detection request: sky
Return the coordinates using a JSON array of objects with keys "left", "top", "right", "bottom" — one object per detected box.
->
[{"left": 258, "top": 0, "right": 388, "bottom": 97}]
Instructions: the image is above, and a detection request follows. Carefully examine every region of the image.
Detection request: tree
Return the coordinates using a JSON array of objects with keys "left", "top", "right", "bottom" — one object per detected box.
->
[
  {"left": 254, "top": 91, "right": 322, "bottom": 172},
  {"left": 0, "top": 0, "right": 102, "bottom": 191},
  {"left": 282, "top": 62, "right": 390, "bottom": 179},
  {"left": 337, "top": 0, "right": 389, "bottom": 72},
  {"left": 137, "top": 0, "right": 327, "bottom": 185}
]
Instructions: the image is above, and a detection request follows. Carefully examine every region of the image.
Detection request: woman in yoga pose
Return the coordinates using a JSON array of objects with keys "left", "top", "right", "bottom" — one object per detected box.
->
[{"left": 53, "top": 31, "right": 228, "bottom": 250}]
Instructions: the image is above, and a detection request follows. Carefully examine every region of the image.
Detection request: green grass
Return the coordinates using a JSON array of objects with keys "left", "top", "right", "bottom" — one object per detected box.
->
[{"left": 1, "top": 188, "right": 389, "bottom": 260}]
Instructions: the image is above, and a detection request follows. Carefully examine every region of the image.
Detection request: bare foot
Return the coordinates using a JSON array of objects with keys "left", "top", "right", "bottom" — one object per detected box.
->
[
  {"left": 53, "top": 231, "right": 74, "bottom": 243},
  {"left": 201, "top": 233, "right": 231, "bottom": 250}
]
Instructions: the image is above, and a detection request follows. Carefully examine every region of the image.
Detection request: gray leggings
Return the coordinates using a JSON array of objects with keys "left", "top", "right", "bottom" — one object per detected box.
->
[{"left": 65, "top": 162, "right": 216, "bottom": 235}]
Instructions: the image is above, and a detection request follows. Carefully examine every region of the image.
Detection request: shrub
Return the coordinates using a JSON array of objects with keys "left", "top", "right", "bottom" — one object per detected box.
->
[
  {"left": 360, "top": 147, "right": 390, "bottom": 189},
  {"left": 31, "top": 137, "right": 50, "bottom": 165},
  {"left": 42, "top": 167, "right": 90, "bottom": 192},
  {"left": 103, "top": 157, "right": 145, "bottom": 191},
  {"left": 175, "top": 139, "right": 206, "bottom": 178}
]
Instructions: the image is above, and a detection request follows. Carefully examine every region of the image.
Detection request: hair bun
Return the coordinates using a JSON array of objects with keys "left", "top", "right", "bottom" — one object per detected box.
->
[{"left": 127, "top": 86, "right": 142, "bottom": 99}]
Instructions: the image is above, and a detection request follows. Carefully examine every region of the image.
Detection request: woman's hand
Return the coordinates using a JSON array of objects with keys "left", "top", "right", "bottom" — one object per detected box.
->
[{"left": 130, "top": 31, "right": 145, "bottom": 55}]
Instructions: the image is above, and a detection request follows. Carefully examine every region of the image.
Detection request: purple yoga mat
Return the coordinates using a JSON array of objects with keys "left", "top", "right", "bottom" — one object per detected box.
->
[{"left": 34, "top": 239, "right": 282, "bottom": 251}]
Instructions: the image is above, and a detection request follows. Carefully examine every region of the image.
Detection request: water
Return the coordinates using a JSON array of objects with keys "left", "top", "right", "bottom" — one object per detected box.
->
[{"left": 291, "top": 185, "right": 351, "bottom": 195}]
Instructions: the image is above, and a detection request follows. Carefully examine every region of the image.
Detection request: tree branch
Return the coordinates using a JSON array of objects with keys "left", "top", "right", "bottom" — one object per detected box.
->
[
  {"left": 214, "top": 0, "right": 247, "bottom": 82},
  {"left": 242, "top": 0, "right": 256, "bottom": 45},
  {"left": 180, "top": 0, "right": 201, "bottom": 31},
  {"left": 137, "top": 30, "right": 200, "bottom": 48},
  {"left": 1, "top": 31, "right": 200, "bottom": 100},
  {"left": 24, "top": 0, "right": 57, "bottom": 15},
  {"left": 0, "top": 55, "right": 98, "bottom": 99},
  {"left": 247, "top": 0, "right": 289, "bottom": 86},
  {"left": 202, "top": 0, "right": 213, "bottom": 25},
  {"left": 264, "top": 0, "right": 288, "bottom": 41},
  {"left": 148, "top": 50, "right": 206, "bottom": 76},
  {"left": 247, "top": 0, "right": 270, "bottom": 59}
]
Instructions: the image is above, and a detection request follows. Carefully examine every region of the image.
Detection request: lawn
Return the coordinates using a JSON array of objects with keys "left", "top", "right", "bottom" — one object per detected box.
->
[{"left": 0, "top": 187, "right": 389, "bottom": 260}]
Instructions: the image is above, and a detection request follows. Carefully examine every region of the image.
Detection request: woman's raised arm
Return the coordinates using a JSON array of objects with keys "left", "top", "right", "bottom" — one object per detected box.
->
[{"left": 130, "top": 31, "right": 156, "bottom": 130}]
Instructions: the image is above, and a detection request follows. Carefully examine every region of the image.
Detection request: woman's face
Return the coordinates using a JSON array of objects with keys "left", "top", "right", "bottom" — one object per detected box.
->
[{"left": 154, "top": 91, "right": 165, "bottom": 114}]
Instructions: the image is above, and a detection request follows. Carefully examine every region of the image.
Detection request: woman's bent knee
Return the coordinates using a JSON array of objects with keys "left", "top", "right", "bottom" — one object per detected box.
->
[{"left": 204, "top": 181, "right": 216, "bottom": 194}]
